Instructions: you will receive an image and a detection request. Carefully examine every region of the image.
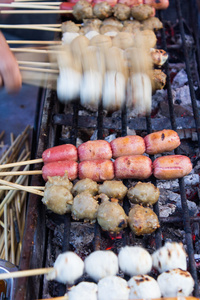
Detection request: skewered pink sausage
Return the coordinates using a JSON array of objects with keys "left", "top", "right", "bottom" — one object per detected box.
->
[
  {"left": 143, "top": 0, "right": 169, "bottom": 9},
  {"left": 153, "top": 155, "right": 193, "bottom": 180},
  {"left": 110, "top": 135, "right": 145, "bottom": 158},
  {"left": 78, "top": 140, "right": 112, "bottom": 161},
  {"left": 42, "top": 144, "right": 78, "bottom": 163},
  {"left": 42, "top": 160, "right": 78, "bottom": 181},
  {"left": 78, "top": 159, "right": 114, "bottom": 181},
  {"left": 144, "top": 129, "right": 181, "bottom": 155},
  {"left": 114, "top": 155, "right": 152, "bottom": 179}
]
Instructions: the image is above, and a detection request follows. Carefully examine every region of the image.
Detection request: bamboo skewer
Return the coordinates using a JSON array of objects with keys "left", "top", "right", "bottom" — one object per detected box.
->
[
  {"left": 0, "top": 185, "right": 45, "bottom": 190},
  {"left": 0, "top": 9, "right": 72, "bottom": 14},
  {"left": 7, "top": 40, "right": 62, "bottom": 44},
  {"left": 0, "top": 267, "right": 54, "bottom": 280},
  {"left": 0, "top": 157, "right": 43, "bottom": 169},
  {"left": 19, "top": 66, "right": 59, "bottom": 73},
  {"left": 0, "top": 3, "right": 60, "bottom": 9},
  {"left": 0, "top": 24, "right": 62, "bottom": 32},
  {"left": 0, "top": 179, "right": 44, "bottom": 196}
]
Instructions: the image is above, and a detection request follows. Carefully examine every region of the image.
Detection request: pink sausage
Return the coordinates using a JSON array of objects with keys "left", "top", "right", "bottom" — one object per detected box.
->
[
  {"left": 153, "top": 155, "right": 193, "bottom": 180},
  {"left": 114, "top": 155, "right": 152, "bottom": 180},
  {"left": 42, "top": 144, "right": 78, "bottom": 163},
  {"left": 93, "top": 0, "right": 118, "bottom": 5},
  {"left": 42, "top": 160, "right": 78, "bottom": 181},
  {"left": 110, "top": 135, "right": 145, "bottom": 159},
  {"left": 78, "top": 140, "right": 112, "bottom": 161},
  {"left": 143, "top": 0, "right": 169, "bottom": 9},
  {"left": 144, "top": 129, "right": 181, "bottom": 155},
  {"left": 118, "top": 0, "right": 142, "bottom": 5},
  {"left": 78, "top": 159, "right": 114, "bottom": 181}
]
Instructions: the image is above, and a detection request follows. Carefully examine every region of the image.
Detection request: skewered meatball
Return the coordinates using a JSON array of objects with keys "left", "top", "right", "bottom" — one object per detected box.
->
[
  {"left": 128, "top": 204, "right": 160, "bottom": 235},
  {"left": 73, "top": 0, "right": 94, "bottom": 21},
  {"left": 127, "top": 182, "right": 160, "bottom": 206},
  {"left": 98, "top": 180, "right": 127, "bottom": 201},
  {"left": 62, "top": 20, "right": 80, "bottom": 33},
  {"left": 134, "top": 29, "right": 157, "bottom": 49},
  {"left": 150, "top": 48, "right": 168, "bottom": 66},
  {"left": 80, "top": 24, "right": 100, "bottom": 35},
  {"left": 121, "top": 21, "right": 142, "bottom": 33},
  {"left": 97, "top": 197, "right": 128, "bottom": 233},
  {"left": 102, "top": 17, "right": 124, "bottom": 30},
  {"left": 71, "top": 191, "right": 99, "bottom": 223},
  {"left": 45, "top": 173, "right": 73, "bottom": 192},
  {"left": 42, "top": 185, "right": 73, "bottom": 215},
  {"left": 152, "top": 242, "right": 187, "bottom": 273},
  {"left": 93, "top": 2, "right": 113, "bottom": 19},
  {"left": 118, "top": 246, "right": 152, "bottom": 276},
  {"left": 68, "top": 282, "right": 98, "bottom": 300},
  {"left": 46, "top": 251, "right": 84, "bottom": 284},
  {"left": 142, "top": 16, "right": 163, "bottom": 31},
  {"left": 89, "top": 34, "right": 112, "bottom": 50},
  {"left": 83, "top": 18, "right": 103, "bottom": 28},
  {"left": 72, "top": 178, "right": 98, "bottom": 196},
  {"left": 131, "top": 4, "right": 154, "bottom": 21},
  {"left": 84, "top": 250, "right": 119, "bottom": 281},
  {"left": 113, "top": 3, "right": 131, "bottom": 21},
  {"left": 99, "top": 25, "right": 119, "bottom": 35},
  {"left": 112, "top": 32, "right": 135, "bottom": 49},
  {"left": 152, "top": 69, "right": 167, "bottom": 91},
  {"left": 98, "top": 276, "right": 130, "bottom": 300},
  {"left": 157, "top": 269, "right": 194, "bottom": 297},
  {"left": 128, "top": 275, "right": 161, "bottom": 299}
]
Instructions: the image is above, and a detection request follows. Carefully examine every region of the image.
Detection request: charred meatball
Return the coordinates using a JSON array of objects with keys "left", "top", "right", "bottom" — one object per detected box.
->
[
  {"left": 42, "top": 185, "right": 73, "bottom": 215},
  {"left": 152, "top": 69, "right": 167, "bottom": 91},
  {"left": 142, "top": 17, "right": 163, "bottom": 31},
  {"left": 131, "top": 4, "right": 154, "bottom": 21},
  {"left": 72, "top": 178, "right": 98, "bottom": 196},
  {"left": 127, "top": 182, "right": 160, "bottom": 206},
  {"left": 150, "top": 48, "right": 168, "bottom": 66},
  {"left": 97, "top": 197, "right": 128, "bottom": 233},
  {"left": 128, "top": 204, "right": 160, "bottom": 235},
  {"left": 113, "top": 3, "right": 131, "bottom": 21},
  {"left": 98, "top": 180, "right": 127, "bottom": 201},
  {"left": 93, "top": 2, "right": 113, "bottom": 19},
  {"left": 73, "top": 0, "right": 93, "bottom": 21},
  {"left": 71, "top": 191, "right": 99, "bottom": 223}
]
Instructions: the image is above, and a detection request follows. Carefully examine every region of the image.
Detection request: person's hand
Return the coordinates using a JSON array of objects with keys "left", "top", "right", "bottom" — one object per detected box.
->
[{"left": 0, "top": 32, "right": 22, "bottom": 93}]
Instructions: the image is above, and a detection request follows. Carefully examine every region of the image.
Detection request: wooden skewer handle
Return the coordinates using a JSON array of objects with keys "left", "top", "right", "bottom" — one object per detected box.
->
[
  {"left": 0, "top": 179, "right": 44, "bottom": 196},
  {"left": 0, "top": 158, "right": 43, "bottom": 169},
  {"left": 0, "top": 170, "right": 42, "bottom": 176},
  {"left": 0, "top": 267, "right": 54, "bottom": 280},
  {"left": 0, "top": 185, "right": 45, "bottom": 190},
  {"left": 0, "top": 9, "right": 72, "bottom": 14}
]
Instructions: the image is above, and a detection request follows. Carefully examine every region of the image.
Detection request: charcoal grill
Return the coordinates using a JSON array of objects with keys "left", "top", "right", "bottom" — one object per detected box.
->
[{"left": 12, "top": 0, "right": 200, "bottom": 298}]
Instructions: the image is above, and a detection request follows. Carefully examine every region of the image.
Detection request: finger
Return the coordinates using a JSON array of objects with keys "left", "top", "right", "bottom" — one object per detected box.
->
[
  {"left": 3, "top": 66, "right": 22, "bottom": 93},
  {"left": 0, "top": 75, "right": 3, "bottom": 88}
]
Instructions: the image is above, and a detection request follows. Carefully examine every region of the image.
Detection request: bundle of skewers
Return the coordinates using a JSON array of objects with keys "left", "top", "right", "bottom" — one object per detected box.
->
[{"left": 0, "top": 126, "right": 34, "bottom": 266}]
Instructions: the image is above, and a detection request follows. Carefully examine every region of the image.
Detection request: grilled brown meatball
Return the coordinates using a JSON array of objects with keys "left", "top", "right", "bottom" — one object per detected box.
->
[
  {"left": 73, "top": 0, "right": 93, "bottom": 21},
  {"left": 80, "top": 24, "right": 100, "bottom": 35},
  {"left": 122, "top": 20, "right": 142, "bottom": 33},
  {"left": 83, "top": 18, "right": 103, "bottom": 28},
  {"left": 93, "top": 2, "right": 113, "bottom": 19},
  {"left": 102, "top": 17, "right": 124, "bottom": 30},
  {"left": 71, "top": 191, "right": 99, "bottom": 223},
  {"left": 72, "top": 178, "right": 99, "bottom": 196},
  {"left": 142, "top": 17, "right": 163, "bottom": 31},
  {"left": 131, "top": 4, "right": 154, "bottom": 21},
  {"left": 42, "top": 185, "right": 73, "bottom": 215},
  {"left": 62, "top": 21, "right": 80, "bottom": 33},
  {"left": 128, "top": 204, "right": 160, "bottom": 235},
  {"left": 152, "top": 69, "right": 167, "bottom": 91},
  {"left": 150, "top": 48, "right": 168, "bottom": 66},
  {"left": 45, "top": 173, "right": 73, "bottom": 192},
  {"left": 97, "top": 197, "right": 128, "bottom": 233},
  {"left": 98, "top": 180, "right": 128, "bottom": 201},
  {"left": 113, "top": 3, "right": 131, "bottom": 21},
  {"left": 134, "top": 29, "right": 157, "bottom": 48},
  {"left": 100, "top": 25, "right": 120, "bottom": 35},
  {"left": 127, "top": 182, "right": 160, "bottom": 206}
]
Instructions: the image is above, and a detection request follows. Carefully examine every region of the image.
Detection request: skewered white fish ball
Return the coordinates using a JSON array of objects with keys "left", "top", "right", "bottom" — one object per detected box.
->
[
  {"left": 68, "top": 282, "right": 98, "bottom": 300},
  {"left": 46, "top": 251, "right": 84, "bottom": 284},
  {"left": 85, "top": 30, "right": 100, "bottom": 40},
  {"left": 84, "top": 250, "right": 119, "bottom": 282},
  {"left": 157, "top": 268, "right": 194, "bottom": 297},
  {"left": 62, "top": 32, "right": 80, "bottom": 45},
  {"left": 118, "top": 246, "right": 152, "bottom": 276},
  {"left": 57, "top": 68, "right": 82, "bottom": 103},
  {"left": 128, "top": 275, "right": 161, "bottom": 299},
  {"left": 102, "top": 71, "right": 126, "bottom": 111},
  {"left": 98, "top": 276, "right": 130, "bottom": 300},
  {"left": 152, "top": 242, "right": 187, "bottom": 273}
]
